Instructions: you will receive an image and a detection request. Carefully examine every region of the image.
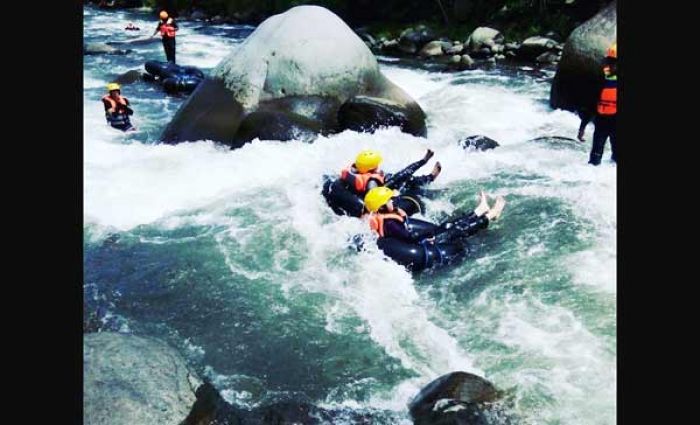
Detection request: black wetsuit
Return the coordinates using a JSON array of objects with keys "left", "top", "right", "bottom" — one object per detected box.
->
[
  {"left": 578, "top": 109, "right": 593, "bottom": 137},
  {"left": 102, "top": 96, "right": 134, "bottom": 131},
  {"left": 383, "top": 211, "right": 489, "bottom": 243},
  {"left": 368, "top": 155, "right": 436, "bottom": 193},
  {"left": 373, "top": 210, "right": 490, "bottom": 271},
  {"left": 156, "top": 19, "right": 178, "bottom": 63}
]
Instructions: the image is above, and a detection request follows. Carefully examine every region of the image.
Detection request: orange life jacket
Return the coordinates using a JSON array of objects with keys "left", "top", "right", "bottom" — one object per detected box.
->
[
  {"left": 597, "top": 75, "right": 617, "bottom": 115},
  {"left": 368, "top": 209, "right": 407, "bottom": 237},
  {"left": 160, "top": 18, "right": 177, "bottom": 38},
  {"left": 340, "top": 165, "right": 385, "bottom": 194},
  {"left": 102, "top": 94, "right": 129, "bottom": 113}
]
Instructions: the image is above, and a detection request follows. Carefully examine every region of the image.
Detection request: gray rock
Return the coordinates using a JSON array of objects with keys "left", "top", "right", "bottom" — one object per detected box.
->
[
  {"left": 84, "top": 42, "right": 129, "bottom": 55},
  {"left": 338, "top": 95, "right": 427, "bottom": 137},
  {"left": 419, "top": 40, "right": 445, "bottom": 57},
  {"left": 84, "top": 332, "right": 199, "bottom": 425},
  {"left": 536, "top": 52, "right": 559, "bottom": 64},
  {"left": 398, "top": 39, "right": 418, "bottom": 54},
  {"left": 467, "top": 27, "right": 504, "bottom": 53},
  {"left": 518, "top": 36, "right": 559, "bottom": 60},
  {"left": 460, "top": 54, "right": 475, "bottom": 67},
  {"left": 400, "top": 25, "right": 437, "bottom": 47},
  {"left": 449, "top": 54, "right": 462, "bottom": 64},
  {"left": 112, "top": 69, "right": 146, "bottom": 85},
  {"left": 495, "top": 54, "right": 506, "bottom": 61},
  {"left": 458, "top": 135, "right": 500, "bottom": 151},
  {"left": 445, "top": 44, "right": 464, "bottom": 55},
  {"left": 382, "top": 39, "right": 399, "bottom": 50},
  {"left": 408, "top": 371, "right": 508, "bottom": 425},
  {"left": 160, "top": 6, "right": 426, "bottom": 146}
]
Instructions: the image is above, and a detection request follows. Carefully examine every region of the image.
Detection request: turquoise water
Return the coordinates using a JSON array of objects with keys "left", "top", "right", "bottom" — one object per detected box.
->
[{"left": 84, "top": 5, "right": 616, "bottom": 424}]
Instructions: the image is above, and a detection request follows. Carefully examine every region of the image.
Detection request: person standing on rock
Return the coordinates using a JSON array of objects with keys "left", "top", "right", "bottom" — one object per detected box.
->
[
  {"left": 588, "top": 43, "right": 617, "bottom": 165},
  {"left": 152, "top": 10, "right": 178, "bottom": 63},
  {"left": 102, "top": 83, "right": 135, "bottom": 132}
]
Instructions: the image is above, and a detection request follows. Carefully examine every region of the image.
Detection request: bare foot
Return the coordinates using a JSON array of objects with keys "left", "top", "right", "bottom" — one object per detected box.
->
[
  {"left": 474, "top": 190, "right": 489, "bottom": 216},
  {"left": 486, "top": 196, "right": 506, "bottom": 221},
  {"left": 431, "top": 161, "right": 442, "bottom": 179}
]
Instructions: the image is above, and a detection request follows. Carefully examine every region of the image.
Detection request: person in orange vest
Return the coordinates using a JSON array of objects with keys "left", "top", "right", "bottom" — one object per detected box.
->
[
  {"left": 101, "top": 83, "right": 135, "bottom": 132},
  {"left": 589, "top": 42, "right": 617, "bottom": 165},
  {"left": 340, "top": 149, "right": 441, "bottom": 199},
  {"left": 364, "top": 186, "right": 505, "bottom": 248},
  {"left": 152, "top": 10, "right": 178, "bottom": 63}
]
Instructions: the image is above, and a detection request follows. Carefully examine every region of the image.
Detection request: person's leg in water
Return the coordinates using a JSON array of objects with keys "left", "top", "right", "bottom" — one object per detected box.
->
[
  {"left": 589, "top": 115, "right": 612, "bottom": 165},
  {"left": 163, "top": 37, "right": 176, "bottom": 63},
  {"left": 609, "top": 116, "right": 617, "bottom": 163},
  {"left": 577, "top": 110, "right": 593, "bottom": 142}
]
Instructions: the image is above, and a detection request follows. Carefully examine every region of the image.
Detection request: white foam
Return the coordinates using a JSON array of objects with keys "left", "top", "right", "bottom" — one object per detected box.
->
[{"left": 84, "top": 9, "right": 616, "bottom": 421}]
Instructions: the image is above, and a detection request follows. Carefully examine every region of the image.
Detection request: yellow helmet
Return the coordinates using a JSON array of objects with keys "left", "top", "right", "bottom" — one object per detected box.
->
[
  {"left": 364, "top": 187, "right": 394, "bottom": 213},
  {"left": 606, "top": 42, "right": 617, "bottom": 59},
  {"left": 106, "top": 83, "right": 121, "bottom": 92},
  {"left": 159, "top": 10, "right": 169, "bottom": 20},
  {"left": 355, "top": 150, "right": 382, "bottom": 173}
]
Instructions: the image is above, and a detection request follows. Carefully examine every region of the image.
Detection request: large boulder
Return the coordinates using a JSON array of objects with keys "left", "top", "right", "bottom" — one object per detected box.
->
[
  {"left": 84, "top": 332, "right": 200, "bottom": 425},
  {"left": 160, "top": 6, "right": 426, "bottom": 148},
  {"left": 408, "top": 371, "right": 510, "bottom": 425},
  {"left": 550, "top": 1, "right": 616, "bottom": 114}
]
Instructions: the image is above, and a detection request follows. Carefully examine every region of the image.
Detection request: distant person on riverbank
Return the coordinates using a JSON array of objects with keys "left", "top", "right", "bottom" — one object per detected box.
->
[
  {"left": 588, "top": 42, "right": 617, "bottom": 165},
  {"left": 152, "top": 10, "right": 178, "bottom": 63},
  {"left": 102, "top": 83, "right": 135, "bottom": 132}
]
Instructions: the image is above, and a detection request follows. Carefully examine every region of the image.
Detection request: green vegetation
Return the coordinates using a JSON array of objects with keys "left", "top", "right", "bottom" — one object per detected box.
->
[{"left": 139, "top": 0, "right": 613, "bottom": 42}]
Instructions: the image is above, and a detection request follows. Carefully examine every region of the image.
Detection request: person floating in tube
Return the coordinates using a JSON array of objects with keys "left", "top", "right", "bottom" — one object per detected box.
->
[
  {"left": 362, "top": 186, "right": 506, "bottom": 270},
  {"left": 125, "top": 22, "right": 140, "bottom": 31},
  {"left": 341, "top": 148, "right": 441, "bottom": 195},
  {"left": 588, "top": 42, "right": 617, "bottom": 165},
  {"left": 102, "top": 83, "right": 135, "bottom": 132},
  {"left": 152, "top": 10, "right": 178, "bottom": 63}
]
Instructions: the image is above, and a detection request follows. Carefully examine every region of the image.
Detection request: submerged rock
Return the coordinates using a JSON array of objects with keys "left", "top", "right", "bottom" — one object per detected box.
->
[
  {"left": 84, "top": 42, "right": 130, "bottom": 55},
  {"left": 459, "top": 135, "right": 500, "bottom": 151}
]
